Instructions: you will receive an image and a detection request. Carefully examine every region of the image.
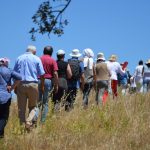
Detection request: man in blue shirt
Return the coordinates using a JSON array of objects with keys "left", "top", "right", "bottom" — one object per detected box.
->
[
  {"left": 65, "top": 49, "right": 85, "bottom": 111},
  {"left": 14, "top": 45, "right": 45, "bottom": 129},
  {"left": 0, "top": 58, "right": 22, "bottom": 138}
]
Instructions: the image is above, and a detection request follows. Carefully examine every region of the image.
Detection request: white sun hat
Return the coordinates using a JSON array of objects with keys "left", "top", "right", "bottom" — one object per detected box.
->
[
  {"left": 57, "top": 49, "right": 65, "bottom": 55},
  {"left": 97, "top": 52, "right": 106, "bottom": 61},
  {"left": 69, "top": 49, "right": 82, "bottom": 57}
]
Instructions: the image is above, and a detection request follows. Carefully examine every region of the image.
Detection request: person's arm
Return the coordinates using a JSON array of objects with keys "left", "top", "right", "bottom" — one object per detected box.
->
[
  {"left": 37, "top": 58, "right": 45, "bottom": 77},
  {"left": 11, "top": 70, "right": 22, "bottom": 92},
  {"left": 53, "top": 71, "right": 58, "bottom": 93},
  {"left": 142, "top": 66, "right": 144, "bottom": 76},
  {"left": 79, "top": 61, "right": 85, "bottom": 91},
  {"left": 93, "top": 63, "right": 97, "bottom": 91},
  {"left": 132, "top": 67, "right": 138, "bottom": 78},
  {"left": 80, "top": 72, "right": 85, "bottom": 91},
  {"left": 66, "top": 64, "right": 72, "bottom": 79},
  {"left": 10, "top": 80, "right": 21, "bottom": 91},
  {"left": 118, "top": 63, "right": 125, "bottom": 76},
  {"left": 40, "top": 75, "right": 45, "bottom": 94}
]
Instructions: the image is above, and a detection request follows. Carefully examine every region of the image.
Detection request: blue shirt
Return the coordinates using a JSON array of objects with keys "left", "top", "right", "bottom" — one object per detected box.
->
[
  {"left": 14, "top": 52, "right": 45, "bottom": 82},
  {"left": 67, "top": 57, "right": 84, "bottom": 88},
  {"left": 117, "top": 72, "right": 128, "bottom": 86},
  {"left": 0, "top": 66, "right": 22, "bottom": 104}
]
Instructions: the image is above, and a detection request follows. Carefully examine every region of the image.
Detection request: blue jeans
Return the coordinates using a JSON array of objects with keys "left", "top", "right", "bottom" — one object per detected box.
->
[
  {"left": 143, "top": 80, "right": 150, "bottom": 93},
  {"left": 83, "top": 82, "right": 93, "bottom": 106},
  {"left": 38, "top": 79, "right": 52, "bottom": 122}
]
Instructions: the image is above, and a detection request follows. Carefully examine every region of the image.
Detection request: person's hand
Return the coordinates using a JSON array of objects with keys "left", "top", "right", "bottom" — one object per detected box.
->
[{"left": 7, "top": 86, "right": 11, "bottom": 93}]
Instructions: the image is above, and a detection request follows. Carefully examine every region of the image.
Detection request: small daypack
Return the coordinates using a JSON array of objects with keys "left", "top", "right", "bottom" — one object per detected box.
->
[
  {"left": 68, "top": 58, "right": 80, "bottom": 80},
  {"left": 84, "top": 59, "right": 93, "bottom": 83}
]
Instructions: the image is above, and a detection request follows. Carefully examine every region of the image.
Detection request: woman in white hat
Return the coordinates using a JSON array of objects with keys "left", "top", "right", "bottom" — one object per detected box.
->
[
  {"left": 143, "top": 59, "right": 150, "bottom": 93},
  {"left": 66, "top": 49, "right": 85, "bottom": 111}
]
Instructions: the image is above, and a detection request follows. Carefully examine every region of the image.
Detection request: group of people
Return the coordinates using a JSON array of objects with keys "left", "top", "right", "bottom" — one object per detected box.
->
[
  {"left": 130, "top": 59, "right": 150, "bottom": 94},
  {"left": 0, "top": 45, "right": 150, "bottom": 138}
]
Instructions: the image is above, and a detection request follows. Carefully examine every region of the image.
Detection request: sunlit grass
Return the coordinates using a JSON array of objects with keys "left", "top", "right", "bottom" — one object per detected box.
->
[{"left": 1, "top": 90, "right": 150, "bottom": 150}]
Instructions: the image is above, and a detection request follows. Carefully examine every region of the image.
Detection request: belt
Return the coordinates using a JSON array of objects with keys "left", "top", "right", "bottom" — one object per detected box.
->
[{"left": 21, "top": 81, "right": 38, "bottom": 84}]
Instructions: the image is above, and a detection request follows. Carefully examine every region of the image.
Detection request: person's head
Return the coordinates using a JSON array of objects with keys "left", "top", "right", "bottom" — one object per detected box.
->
[
  {"left": 138, "top": 60, "right": 143, "bottom": 65},
  {"left": 57, "top": 49, "right": 65, "bottom": 60},
  {"left": 69, "top": 49, "right": 82, "bottom": 58},
  {"left": 83, "top": 48, "right": 94, "bottom": 58},
  {"left": 145, "top": 59, "right": 150, "bottom": 68},
  {"left": 109, "top": 54, "right": 117, "bottom": 62},
  {"left": 26, "top": 45, "right": 36, "bottom": 55},
  {"left": 0, "top": 57, "right": 10, "bottom": 67},
  {"left": 96, "top": 52, "right": 105, "bottom": 63},
  {"left": 43, "top": 46, "right": 53, "bottom": 56}
]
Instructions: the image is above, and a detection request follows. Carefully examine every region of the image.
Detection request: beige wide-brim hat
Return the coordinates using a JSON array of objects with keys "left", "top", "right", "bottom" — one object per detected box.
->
[
  {"left": 97, "top": 52, "right": 106, "bottom": 61},
  {"left": 109, "top": 54, "right": 117, "bottom": 61},
  {"left": 145, "top": 59, "right": 150, "bottom": 65},
  {"left": 70, "top": 49, "right": 82, "bottom": 57}
]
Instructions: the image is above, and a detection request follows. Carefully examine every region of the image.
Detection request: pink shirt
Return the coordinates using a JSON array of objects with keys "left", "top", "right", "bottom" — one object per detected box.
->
[{"left": 40, "top": 55, "right": 58, "bottom": 79}]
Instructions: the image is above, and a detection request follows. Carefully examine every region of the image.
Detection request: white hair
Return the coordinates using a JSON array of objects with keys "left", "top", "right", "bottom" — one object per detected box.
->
[{"left": 26, "top": 45, "right": 36, "bottom": 52}]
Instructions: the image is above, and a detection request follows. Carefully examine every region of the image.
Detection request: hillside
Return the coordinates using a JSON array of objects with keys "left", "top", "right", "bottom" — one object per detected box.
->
[{"left": 0, "top": 91, "right": 150, "bottom": 150}]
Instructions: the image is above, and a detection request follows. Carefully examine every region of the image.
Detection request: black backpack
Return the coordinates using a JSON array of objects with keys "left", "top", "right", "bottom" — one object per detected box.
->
[{"left": 68, "top": 58, "right": 80, "bottom": 80}]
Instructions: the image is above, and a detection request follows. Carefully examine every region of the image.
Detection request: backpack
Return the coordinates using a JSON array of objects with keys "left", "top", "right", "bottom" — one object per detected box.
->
[
  {"left": 84, "top": 59, "right": 93, "bottom": 83},
  {"left": 68, "top": 58, "right": 80, "bottom": 80}
]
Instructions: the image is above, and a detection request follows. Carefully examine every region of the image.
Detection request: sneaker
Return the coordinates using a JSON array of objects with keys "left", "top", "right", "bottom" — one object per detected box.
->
[{"left": 25, "top": 121, "right": 32, "bottom": 132}]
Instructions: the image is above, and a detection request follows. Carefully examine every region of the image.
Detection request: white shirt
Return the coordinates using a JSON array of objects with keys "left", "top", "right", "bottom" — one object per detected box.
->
[
  {"left": 106, "top": 61, "right": 125, "bottom": 80},
  {"left": 133, "top": 65, "right": 143, "bottom": 79}
]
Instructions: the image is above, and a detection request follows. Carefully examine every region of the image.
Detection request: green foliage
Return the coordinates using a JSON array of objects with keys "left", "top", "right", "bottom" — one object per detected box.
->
[{"left": 29, "top": 0, "right": 71, "bottom": 41}]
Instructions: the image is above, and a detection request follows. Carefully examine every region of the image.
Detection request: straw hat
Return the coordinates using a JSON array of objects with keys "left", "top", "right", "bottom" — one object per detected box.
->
[
  {"left": 145, "top": 59, "right": 150, "bottom": 65},
  {"left": 109, "top": 54, "right": 117, "bottom": 61},
  {"left": 97, "top": 52, "right": 105, "bottom": 61},
  {"left": 70, "top": 49, "right": 82, "bottom": 57}
]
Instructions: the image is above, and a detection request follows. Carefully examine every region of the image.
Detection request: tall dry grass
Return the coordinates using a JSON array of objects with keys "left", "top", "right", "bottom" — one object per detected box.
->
[{"left": 0, "top": 90, "right": 150, "bottom": 150}]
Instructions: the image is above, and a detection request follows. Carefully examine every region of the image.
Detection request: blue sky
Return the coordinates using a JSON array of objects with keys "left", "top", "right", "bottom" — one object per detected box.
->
[{"left": 0, "top": 0, "right": 150, "bottom": 74}]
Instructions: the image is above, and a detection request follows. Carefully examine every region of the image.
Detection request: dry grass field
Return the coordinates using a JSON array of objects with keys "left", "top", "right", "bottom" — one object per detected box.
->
[{"left": 0, "top": 90, "right": 150, "bottom": 150}]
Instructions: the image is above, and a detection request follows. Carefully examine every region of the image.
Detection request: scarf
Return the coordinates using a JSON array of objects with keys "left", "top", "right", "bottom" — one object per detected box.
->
[{"left": 83, "top": 57, "right": 94, "bottom": 69}]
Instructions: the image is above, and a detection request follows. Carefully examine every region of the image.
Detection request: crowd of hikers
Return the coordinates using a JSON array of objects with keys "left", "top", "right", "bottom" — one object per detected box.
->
[{"left": 0, "top": 45, "right": 150, "bottom": 138}]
